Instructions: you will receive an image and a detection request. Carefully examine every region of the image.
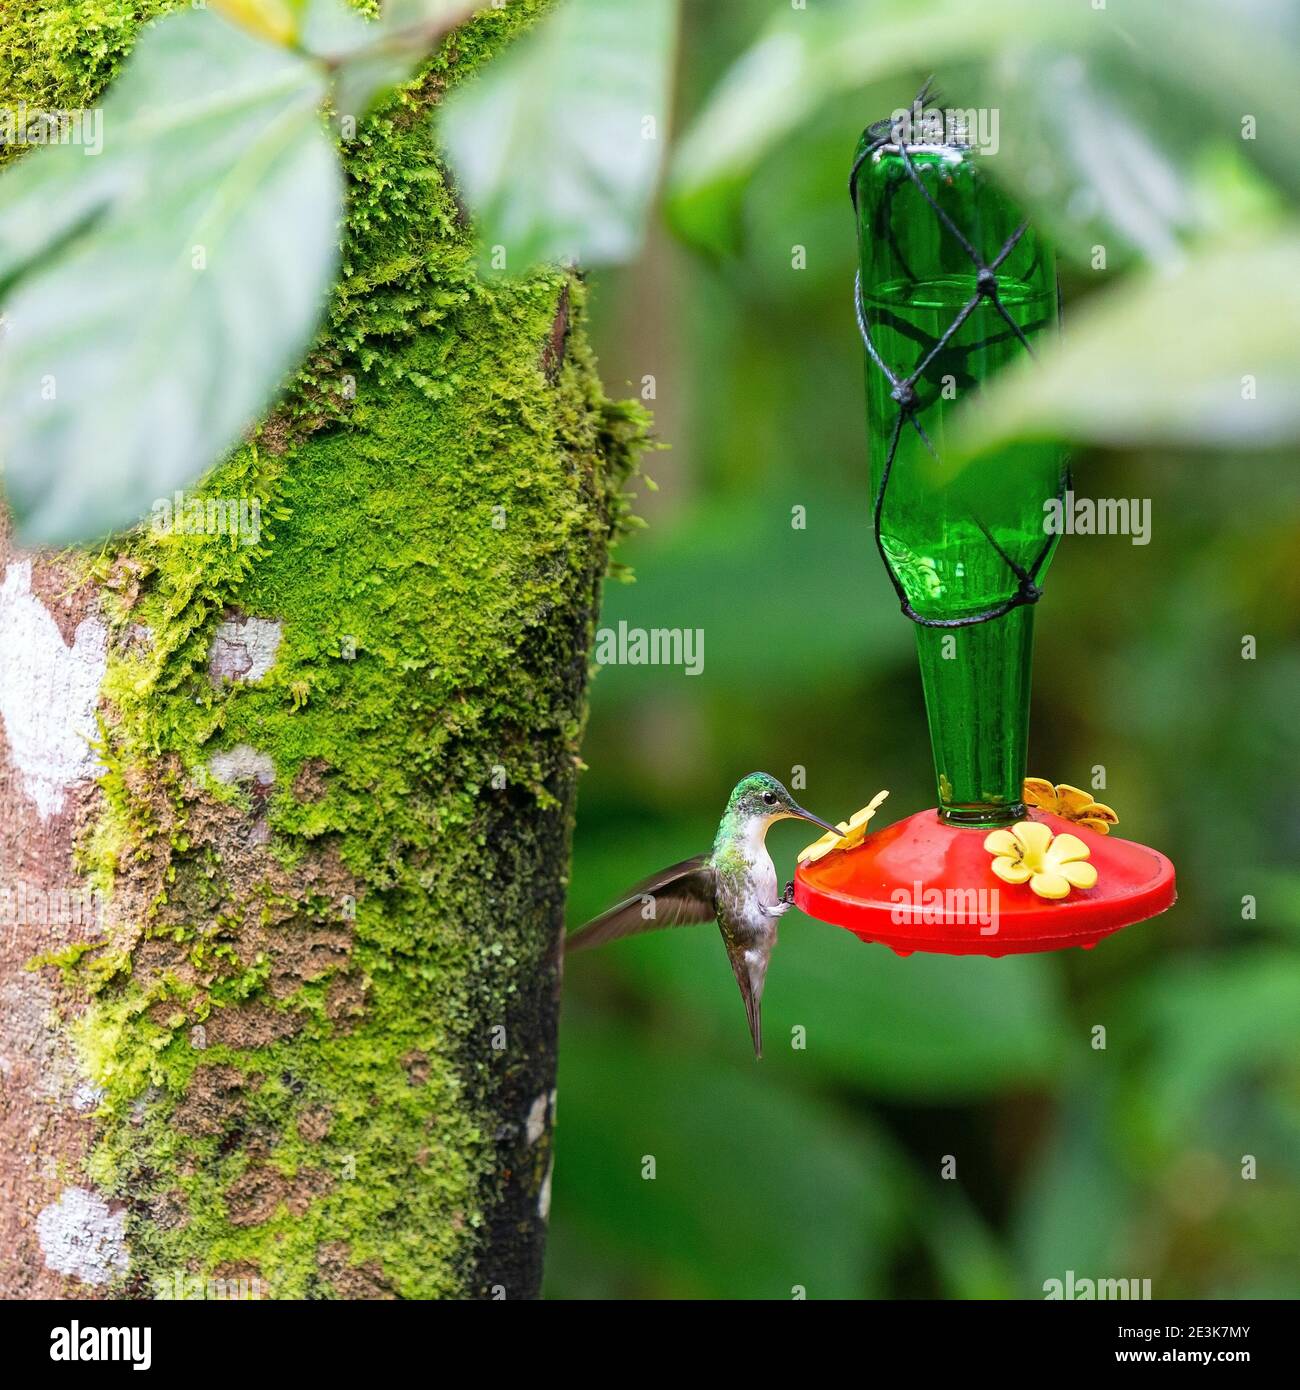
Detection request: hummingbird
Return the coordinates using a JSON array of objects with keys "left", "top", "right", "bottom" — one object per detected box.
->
[{"left": 564, "top": 772, "right": 841, "bottom": 1059}]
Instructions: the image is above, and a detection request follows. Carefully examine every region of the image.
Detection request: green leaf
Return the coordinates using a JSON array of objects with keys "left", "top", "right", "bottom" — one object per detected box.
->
[
  {"left": 950, "top": 46, "right": 1201, "bottom": 271},
  {"left": 549, "top": 1016, "right": 905, "bottom": 1297},
  {"left": 439, "top": 0, "right": 678, "bottom": 272},
  {"left": 1125, "top": 952, "right": 1300, "bottom": 1153},
  {"left": 946, "top": 228, "right": 1300, "bottom": 460},
  {"left": 665, "top": 0, "right": 1095, "bottom": 257},
  {"left": 667, "top": 0, "right": 1299, "bottom": 262},
  {"left": 1113, "top": 0, "right": 1300, "bottom": 205},
  {"left": 917, "top": 1182, "right": 1018, "bottom": 1298},
  {"left": 1013, "top": 1087, "right": 1132, "bottom": 1292},
  {"left": 301, "top": 0, "right": 479, "bottom": 128},
  {"left": 0, "top": 9, "right": 341, "bottom": 543},
  {"left": 590, "top": 489, "right": 907, "bottom": 701}
]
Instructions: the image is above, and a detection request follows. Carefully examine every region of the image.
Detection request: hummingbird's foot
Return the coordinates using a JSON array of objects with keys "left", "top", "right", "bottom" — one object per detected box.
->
[{"left": 782, "top": 879, "right": 795, "bottom": 906}]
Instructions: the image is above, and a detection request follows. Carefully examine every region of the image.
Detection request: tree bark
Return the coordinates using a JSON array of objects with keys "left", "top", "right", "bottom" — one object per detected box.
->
[{"left": 0, "top": 0, "right": 642, "bottom": 1299}]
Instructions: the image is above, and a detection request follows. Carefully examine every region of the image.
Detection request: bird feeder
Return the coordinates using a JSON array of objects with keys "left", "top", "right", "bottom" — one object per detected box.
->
[{"left": 794, "top": 99, "right": 1175, "bottom": 956}]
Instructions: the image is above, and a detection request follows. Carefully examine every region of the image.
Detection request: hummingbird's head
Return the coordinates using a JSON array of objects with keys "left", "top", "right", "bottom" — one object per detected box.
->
[{"left": 725, "top": 772, "right": 840, "bottom": 838}]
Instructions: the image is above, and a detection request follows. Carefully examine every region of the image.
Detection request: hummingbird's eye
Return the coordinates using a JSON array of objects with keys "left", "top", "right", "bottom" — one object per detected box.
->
[{"left": 762, "top": 791, "right": 777, "bottom": 805}]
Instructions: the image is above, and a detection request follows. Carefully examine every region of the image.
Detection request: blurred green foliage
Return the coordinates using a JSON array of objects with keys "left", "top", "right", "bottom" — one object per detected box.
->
[{"left": 545, "top": 0, "right": 1300, "bottom": 1300}]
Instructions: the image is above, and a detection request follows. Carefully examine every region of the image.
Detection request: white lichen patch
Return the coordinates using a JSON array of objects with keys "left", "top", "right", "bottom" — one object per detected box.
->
[
  {"left": 208, "top": 745, "right": 276, "bottom": 787},
  {"left": 71, "top": 1082, "right": 105, "bottom": 1113},
  {"left": 36, "top": 1187, "right": 128, "bottom": 1285},
  {"left": 1, "top": 974, "right": 81, "bottom": 1105},
  {"left": 525, "top": 1092, "right": 549, "bottom": 1145},
  {"left": 0, "top": 561, "right": 107, "bottom": 819},
  {"left": 208, "top": 613, "right": 282, "bottom": 684},
  {"left": 538, "top": 1157, "right": 554, "bottom": 1221}
]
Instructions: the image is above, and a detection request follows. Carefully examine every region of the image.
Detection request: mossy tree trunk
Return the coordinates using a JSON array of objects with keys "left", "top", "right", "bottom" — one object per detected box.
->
[{"left": 0, "top": 0, "right": 642, "bottom": 1299}]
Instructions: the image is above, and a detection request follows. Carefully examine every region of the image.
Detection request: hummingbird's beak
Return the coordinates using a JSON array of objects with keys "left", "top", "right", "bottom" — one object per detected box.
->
[{"left": 792, "top": 807, "right": 841, "bottom": 839}]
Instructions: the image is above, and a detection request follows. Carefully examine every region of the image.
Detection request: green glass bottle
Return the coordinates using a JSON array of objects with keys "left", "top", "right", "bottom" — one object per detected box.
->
[{"left": 853, "top": 115, "right": 1063, "bottom": 826}]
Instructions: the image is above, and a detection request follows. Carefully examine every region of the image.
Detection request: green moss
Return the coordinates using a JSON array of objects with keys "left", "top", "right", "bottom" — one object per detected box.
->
[
  {"left": 25, "top": 938, "right": 98, "bottom": 984},
  {"left": 0, "top": 0, "right": 160, "bottom": 146},
  {"left": 9, "top": 0, "right": 646, "bottom": 1298}
]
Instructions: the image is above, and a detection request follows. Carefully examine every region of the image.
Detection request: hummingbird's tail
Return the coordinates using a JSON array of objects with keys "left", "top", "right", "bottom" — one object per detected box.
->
[
  {"left": 741, "top": 984, "right": 763, "bottom": 1061},
  {"left": 726, "top": 949, "right": 765, "bottom": 1061}
]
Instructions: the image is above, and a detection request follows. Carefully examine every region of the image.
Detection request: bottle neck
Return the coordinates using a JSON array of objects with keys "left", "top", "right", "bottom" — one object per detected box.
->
[{"left": 914, "top": 608, "right": 1034, "bottom": 827}]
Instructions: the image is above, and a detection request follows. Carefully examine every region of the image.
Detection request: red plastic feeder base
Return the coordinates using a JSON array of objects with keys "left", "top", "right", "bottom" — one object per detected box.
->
[{"left": 794, "top": 808, "right": 1176, "bottom": 956}]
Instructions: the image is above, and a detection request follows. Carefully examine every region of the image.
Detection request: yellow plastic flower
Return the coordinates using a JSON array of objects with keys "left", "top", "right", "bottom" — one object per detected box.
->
[
  {"left": 983, "top": 821, "right": 1098, "bottom": 900},
  {"left": 1023, "top": 777, "right": 1119, "bottom": 835},
  {"left": 798, "top": 790, "right": 890, "bottom": 865}
]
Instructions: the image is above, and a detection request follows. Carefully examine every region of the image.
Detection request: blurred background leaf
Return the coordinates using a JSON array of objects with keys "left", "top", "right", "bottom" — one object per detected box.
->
[
  {"left": 551, "top": 1013, "right": 906, "bottom": 1298},
  {"left": 949, "top": 229, "right": 1300, "bottom": 460},
  {"left": 668, "top": 0, "right": 1300, "bottom": 267},
  {"left": 666, "top": 0, "right": 1094, "bottom": 258},
  {"left": 440, "top": 0, "right": 678, "bottom": 271},
  {"left": 302, "top": 0, "right": 481, "bottom": 126}
]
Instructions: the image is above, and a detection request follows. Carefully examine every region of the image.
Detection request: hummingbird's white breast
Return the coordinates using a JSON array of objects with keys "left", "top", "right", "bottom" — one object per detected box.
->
[{"left": 734, "top": 814, "right": 785, "bottom": 927}]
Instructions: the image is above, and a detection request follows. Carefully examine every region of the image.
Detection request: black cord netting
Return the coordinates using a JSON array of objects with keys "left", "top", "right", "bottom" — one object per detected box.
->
[{"left": 850, "top": 83, "right": 1069, "bottom": 630}]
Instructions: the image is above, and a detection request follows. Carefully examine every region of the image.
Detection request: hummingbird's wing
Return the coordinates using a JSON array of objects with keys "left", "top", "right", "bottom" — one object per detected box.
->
[{"left": 565, "top": 856, "right": 717, "bottom": 952}]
